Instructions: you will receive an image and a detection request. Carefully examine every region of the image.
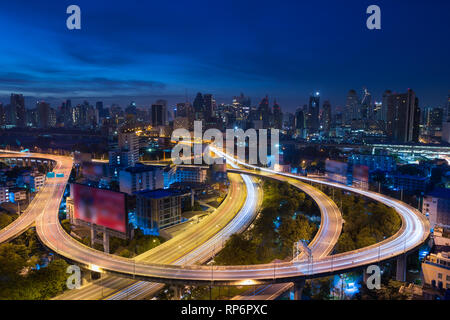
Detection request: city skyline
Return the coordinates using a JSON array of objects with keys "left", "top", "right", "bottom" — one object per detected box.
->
[{"left": 0, "top": 0, "right": 449, "bottom": 111}]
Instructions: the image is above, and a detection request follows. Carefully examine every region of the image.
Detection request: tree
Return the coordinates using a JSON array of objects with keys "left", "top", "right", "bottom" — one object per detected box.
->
[
  {"left": 336, "top": 233, "right": 356, "bottom": 253},
  {"left": 355, "top": 227, "right": 377, "bottom": 248},
  {"left": 215, "top": 234, "right": 257, "bottom": 265},
  {"left": 278, "top": 215, "right": 316, "bottom": 250},
  {"left": 0, "top": 213, "right": 13, "bottom": 229}
]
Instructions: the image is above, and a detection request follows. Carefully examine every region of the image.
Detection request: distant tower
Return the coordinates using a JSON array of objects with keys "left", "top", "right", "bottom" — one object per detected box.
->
[
  {"left": 10, "top": 93, "right": 26, "bottom": 127},
  {"left": 321, "top": 100, "right": 332, "bottom": 134},
  {"left": 345, "top": 89, "right": 360, "bottom": 125},
  {"left": 386, "top": 89, "right": 420, "bottom": 143},
  {"left": 272, "top": 100, "right": 283, "bottom": 129},
  {"left": 193, "top": 92, "right": 205, "bottom": 121},
  {"left": 307, "top": 91, "right": 320, "bottom": 133}
]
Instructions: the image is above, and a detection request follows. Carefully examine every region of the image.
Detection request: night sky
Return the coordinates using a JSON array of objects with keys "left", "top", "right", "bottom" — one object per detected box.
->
[{"left": 0, "top": 0, "right": 449, "bottom": 112}]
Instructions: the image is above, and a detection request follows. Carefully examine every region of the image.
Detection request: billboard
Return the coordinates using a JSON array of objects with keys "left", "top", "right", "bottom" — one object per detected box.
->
[
  {"left": 325, "top": 159, "right": 348, "bottom": 184},
  {"left": 82, "top": 161, "right": 105, "bottom": 179},
  {"left": 71, "top": 183, "right": 127, "bottom": 233},
  {"left": 352, "top": 164, "right": 369, "bottom": 190}
]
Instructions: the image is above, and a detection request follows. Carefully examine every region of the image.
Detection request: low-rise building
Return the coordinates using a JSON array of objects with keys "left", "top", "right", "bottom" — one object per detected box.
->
[
  {"left": 163, "top": 165, "right": 208, "bottom": 188},
  {"left": 29, "top": 173, "right": 45, "bottom": 191},
  {"left": 119, "top": 164, "right": 164, "bottom": 195},
  {"left": 0, "top": 185, "right": 9, "bottom": 203},
  {"left": 8, "top": 188, "right": 27, "bottom": 202},
  {"left": 423, "top": 188, "right": 450, "bottom": 228},
  {"left": 422, "top": 252, "right": 450, "bottom": 291},
  {"left": 135, "top": 188, "right": 183, "bottom": 232}
]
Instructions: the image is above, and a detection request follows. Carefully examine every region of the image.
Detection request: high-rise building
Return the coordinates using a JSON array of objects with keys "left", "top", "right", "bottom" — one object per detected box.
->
[
  {"left": 96, "top": 101, "right": 107, "bottom": 118},
  {"left": 272, "top": 100, "right": 283, "bottom": 129},
  {"left": 446, "top": 95, "right": 450, "bottom": 122},
  {"left": 360, "top": 88, "right": 371, "bottom": 121},
  {"left": 423, "top": 107, "right": 444, "bottom": 133},
  {"left": 151, "top": 102, "right": 167, "bottom": 126},
  {"left": 37, "top": 101, "right": 51, "bottom": 128},
  {"left": 321, "top": 100, "right": 332, "bottom": 134},
  {"left": 203, "top": 94, "right": 215, "bottom": 121},
  {"left": 345, "top": 89, "right": 360, "bottom": 124},
  {"left": 307, "top": 92, "right": 320, "bottom": 132},
  {"left": 294, "top": 107, "right": 305, "bottom": 137},
  {"left": 257, "top": 96, "right": 271, "bottom": 128},
  {"left": 381, "top": 90, "right": 392, "bottom": 130},
  {"left": 117, "top": 129, "right": 140, "bottom": 166},
  {"left": 5, "top": 103, "right": 15, "bottom": 126},
  {"left": 386, "top": 89, "right": 421, "bottom": 143},
  {"left": 193, "top": 93, "right": 205, "bottom": 121},
  {"left": 443, "top": 96, "right": 450, "bottom": 143},
  {"left": 0, "top": 103, "right": 5, "bottom": 127},
  {"left": 10, "top": 94, "right": 26, "bottom": 127}
]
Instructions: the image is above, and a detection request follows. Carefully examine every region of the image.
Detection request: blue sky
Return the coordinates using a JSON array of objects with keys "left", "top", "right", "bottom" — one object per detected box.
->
[{"left": 0, "top": 0, "right": 448, "bottom": 112}]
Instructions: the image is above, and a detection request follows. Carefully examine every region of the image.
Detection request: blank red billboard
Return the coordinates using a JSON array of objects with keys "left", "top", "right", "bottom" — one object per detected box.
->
[{"left": 71, "top": 184, "right": 127, "bottom": 233}]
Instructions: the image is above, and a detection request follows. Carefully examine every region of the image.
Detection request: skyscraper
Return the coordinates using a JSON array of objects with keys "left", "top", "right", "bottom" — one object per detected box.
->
[
  {"left": 96, "top": 101, "right": 107, "bottom": 118},
  {"left": 10, "top": 94, "right": 26, "bottom": 127},
  {"left": 321, "top": 100, "right": 332, "bottom": 134},
  {"left": 294, "top": 107, "right": 305, "bottom": 138},
  {"left": 386, "top": 89, "right": 420, "bottom": 143},
  {"left": 307, "top": 92, "right": 320, "bottom": 132},
  {"left": 272, "top": 100, "right": 283, "bottom": 129},
  {"left": 446, "top": 95, "right": 450, "bottom": 122},
  {"left": 359, "top": 88, "right": 371, "bottom": 121},
  {"left": 151, "top": 102, "right": 167, "bottom": 126},
  {"left": 193, "top": 92, "right": 205, "bottom": 121},
  {"left": 345, "top": 89, "right": 360, "bottom": 124},
  {"left": 0, "top": 103, "right": 5, "bottom": 127},
  {"left": 381, "top": 90, "right": 392, "bottom": 131},
  {"left": 37, "top": 101, "right": 51, "bottom": 128},
  {"left": 257, "top": 96, "right": 271, "bottom": 128},
  {"left": 117, "top": 129, "right": 140, "bottom": 167},
  {"left": 203, "top": 94, "right": 215, "bottom": 121}
]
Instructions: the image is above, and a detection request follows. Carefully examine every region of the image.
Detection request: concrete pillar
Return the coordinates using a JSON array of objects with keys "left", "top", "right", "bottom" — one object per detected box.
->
[
  {"left": 396, "top": 254, "right": 407, "bottom": 282},
  {"left": 171, "top": 285, "right": 182, "bottom": 300},
  {"left": 103, "top": 231, "right": 110, "bottom": 254},
  {"left": 293, "top": 278, "right": 306, "bottom": 300},
  {"left": 90, "top": 226, "right": 96, "bottom": 247}
]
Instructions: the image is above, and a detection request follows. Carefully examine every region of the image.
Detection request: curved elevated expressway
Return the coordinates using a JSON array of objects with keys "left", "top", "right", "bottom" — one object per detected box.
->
[
  {"left": 38, "top": 157, "right": 429, "bottom": 286},
  {"left": 1, "top": 150, "right": 429, "bottom": 288},
  {"left": 0, "top": 152, "right": 71, "bottom": 243}
]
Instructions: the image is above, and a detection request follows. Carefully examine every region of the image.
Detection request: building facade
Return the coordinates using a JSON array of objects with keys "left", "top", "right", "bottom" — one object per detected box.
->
[{"left": 119, "top": 164, "right": 164, "bottom": 195}]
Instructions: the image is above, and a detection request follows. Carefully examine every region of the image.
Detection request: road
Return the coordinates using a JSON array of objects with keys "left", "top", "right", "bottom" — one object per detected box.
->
[
  {"left": 2, "top": 150, "right": 430, "bottom": 293},
  {"left": 229, "top": 170, "right": 343, "bottom": 300},
  {"left": 37, "top": 163, "right": 428, "bottom": 285},
  {"left": 55, "top": 172, "right": 261, "bottom": 300},
  {"left": 1, "top": 150, "right": 263, "bottom": 300},
  {"left": 0, "top": 152, "right": 72, "bottom": 243}
]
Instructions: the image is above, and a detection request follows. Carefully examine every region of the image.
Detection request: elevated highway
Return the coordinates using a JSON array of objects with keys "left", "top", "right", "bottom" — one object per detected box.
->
[
  {"left": 1, "top": 150, "right": 429, "bottom": 293},
  {"left": 36, "top": 160, "right": 429, "bottom": 286}
]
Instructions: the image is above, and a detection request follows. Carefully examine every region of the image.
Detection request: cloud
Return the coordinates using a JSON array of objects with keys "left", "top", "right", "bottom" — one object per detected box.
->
[{"left": 0, "top": 71, "right": 166, "bottom": 98}]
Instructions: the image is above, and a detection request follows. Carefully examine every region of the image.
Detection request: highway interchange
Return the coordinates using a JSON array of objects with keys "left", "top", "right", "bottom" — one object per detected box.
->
[{"left": 0, "top": 149, "right": 430, "bottom": 300}]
